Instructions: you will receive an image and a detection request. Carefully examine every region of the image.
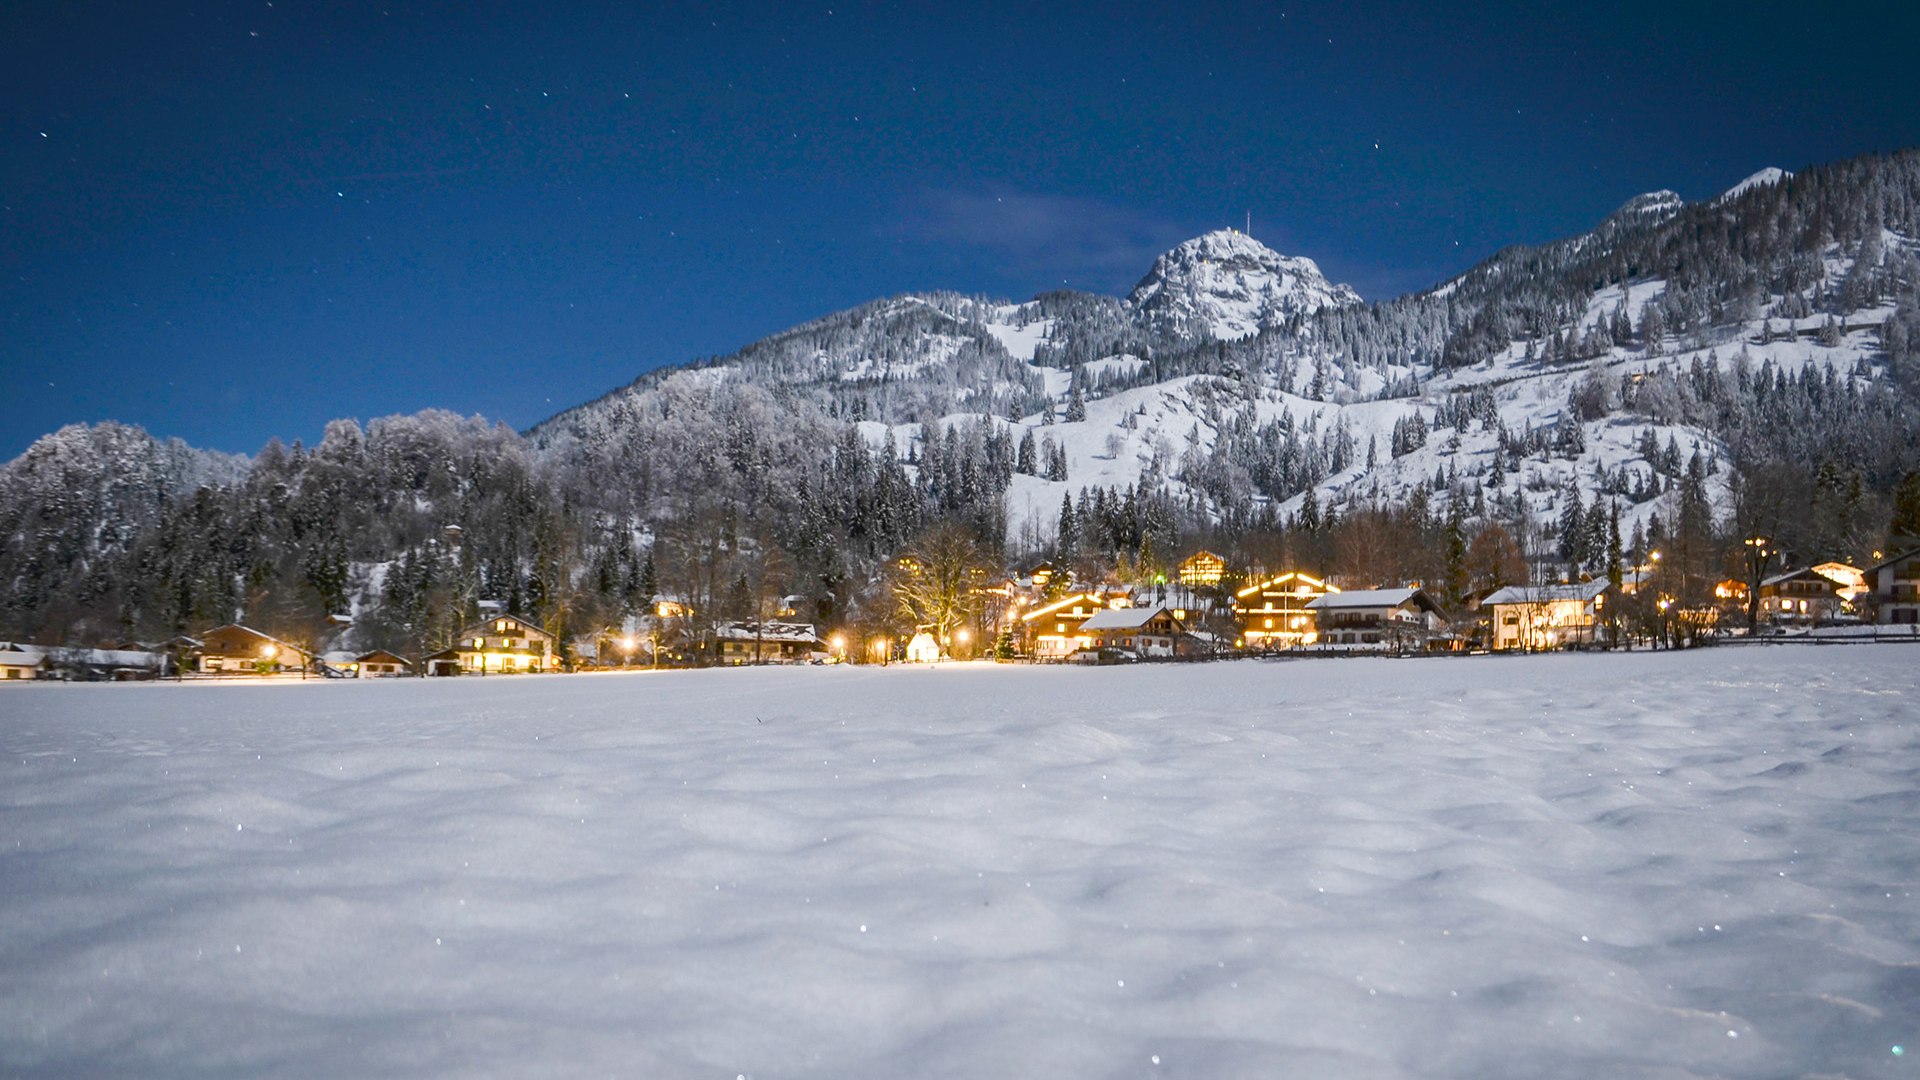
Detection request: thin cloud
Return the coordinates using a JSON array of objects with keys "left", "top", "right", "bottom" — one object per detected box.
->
[{"left": 891, "top": 188, "right": 1196, "bottom": 291}]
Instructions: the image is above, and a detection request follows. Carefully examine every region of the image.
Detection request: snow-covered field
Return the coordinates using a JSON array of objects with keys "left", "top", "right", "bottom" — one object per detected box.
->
[{"left": 4, "top": 649, "right": 1917, "bottom": 1078}]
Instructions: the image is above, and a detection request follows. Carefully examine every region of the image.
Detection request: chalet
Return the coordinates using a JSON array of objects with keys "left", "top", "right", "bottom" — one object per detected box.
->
[
  {"left": 0, "top": 644, "right": 48, "bottom": 681},
  {"left": 1177, "top": 550, "right": 1228, "bottom": 588},
  {"left": 1234, "top": 571, "right": 1336, "bottom": 649},
  {"left": 905, "top": 631, "right": 941, "bottom": 663},
  {"left": 1306, "top": 588, "right": 1448, "bottom": 650},
  {"left": 3, "top": 643, "right": 168, "bottom": 681},
  {"left": 1862, "top": 547, "right": 1920, "bottom": 625},
  {"left": 1484, "top": 581, "right": 1611, "bottom": 651},
  {"left": 198, "top": 624, "right": 310, "bottom": 675},
  {"left": 715, "top": 620, "right": 820, "bottom": 665},
  {"left": 1757, "top": 568, "right": 1844, "bottom": 625},
  {"left": 1810, "top": 562, "right": 1868, "bottom": 606},
  {"left": 1079, "top": 605, "right": 1185, "bottom": 658},
  {"left": 445, "top": 614, "right": 559, "bottom": 674},
  {"left": 354, "top": 650, "right": 411, "bottom": 677},
  {"left": 1713, "top": 578, "right": 1749, "bottom": 609},
  {"left": 1020, "top": 592, "right": 1109, "bottom": 659}
]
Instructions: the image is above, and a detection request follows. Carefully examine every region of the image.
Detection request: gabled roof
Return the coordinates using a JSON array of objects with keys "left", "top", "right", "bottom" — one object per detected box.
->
[
  {"left": 200, "top": 624, "right": 309, "bottom": 657},
  {"left": 1235, "top": 571, "right": 1334, "bottom": 598},
  {"left": 1020, "top": 592, "right": 1107, "bottom": 622},
  {"left": 1306, "top": 587, "right": 1440, "bottom": 612},
  {"left": 714, "top": 621, "right": 819, "bottom": 645},
  {"left": 355, "top": 650, "right": 411, "bottom": 665},
  {"left": 1760, "top": 567, "right": 1842, "bottom": 590},
  {"left": 0, "top": 648, "right": 48, "bottom": 667},
  {"left": 1081, "top": 605, "right": 1178, "bottom": 632},
  {"left": 1484, "top": 581, "right": 1609, "bottom": 605}
]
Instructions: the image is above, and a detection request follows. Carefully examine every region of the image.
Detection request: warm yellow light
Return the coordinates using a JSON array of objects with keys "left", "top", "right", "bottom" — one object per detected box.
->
[
  {"left": 1173, "top": 609, "right": 1186, "bottom": 621},
  {"left": 621, "top": 636, "right": 636, "bottom": 652},
  {"left": 831, "top": 634, "right": 846, "bottom": 651},
  {"left": 956, "top": 628, "right": 971, "bottom": 643},
  {"left": 261, "top": 644, "right": 277, "bottom": 659}
]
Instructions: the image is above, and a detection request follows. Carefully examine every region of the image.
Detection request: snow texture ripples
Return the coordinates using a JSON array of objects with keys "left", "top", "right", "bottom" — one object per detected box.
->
[{"left": 2, "top": 648, "right": 1917, "bottom": 1078}]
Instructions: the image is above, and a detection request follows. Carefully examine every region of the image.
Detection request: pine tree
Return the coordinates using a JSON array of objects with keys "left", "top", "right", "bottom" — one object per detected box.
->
[
  {"left": 1442, "top": 505, "right": 1468, "bottom": 608},
  {"left": 1055, "top": 493, "right": 1079, "bottom": 559},
  {"left": 1297, "top": 488, "right": 1321, "bottom": 533},
  {"left": 1557, "top": 480, "right": 1587, "bottom": 568}
]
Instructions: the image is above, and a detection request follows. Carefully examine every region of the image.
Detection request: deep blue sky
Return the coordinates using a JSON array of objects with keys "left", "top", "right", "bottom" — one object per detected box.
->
[{"left": 6, "top": 1, "right": 1920, "bottom": 460}]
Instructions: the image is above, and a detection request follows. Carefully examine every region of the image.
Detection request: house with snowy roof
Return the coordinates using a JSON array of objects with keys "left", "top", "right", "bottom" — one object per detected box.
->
[
  {"left": 1862, "top": 547, "right": 1920, "bottom": 625},
  {"left": 1756, "top": 568, "right": 1845, "bottom": 625},
  {"left": 1177, "top": 550, "right": 1228, "bottom": 588},
  {"left": 1079, "top": 605, "right": 1186, "bottom": 658},
  {"left": 1234, "top": 571, "right": 1336, "bottom": 649},
  {"left": 429, "top": 614, "right": 558, "bottom": 675},
  {"left": 1019, "top": 591, "right": 1109, "bottom": 660},
  {"left": 197, "top": 624, "right": 311, "bottom": 675},
  {"left": 1484, "top": 580, "right": 1611, "bottom": 651},
  {"left": 715, "top": 620, "right": 821, "bottom": 665},
  {"left": 1305, "top": 587, "right": 1448, "bottom": 651},
  {"left": 0, "top": 644, "right": 49, "bottom": 681},
  {"left": 353, "top": 650, "right": 412, "bottom": 677},
  {"left": 3, "top": 643, "right": 169, "bottom": 681}
]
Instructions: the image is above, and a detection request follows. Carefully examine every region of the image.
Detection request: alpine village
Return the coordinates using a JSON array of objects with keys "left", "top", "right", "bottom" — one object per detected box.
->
[{"left": 6, "top": 151, "right": 1920, "bottom": 682}]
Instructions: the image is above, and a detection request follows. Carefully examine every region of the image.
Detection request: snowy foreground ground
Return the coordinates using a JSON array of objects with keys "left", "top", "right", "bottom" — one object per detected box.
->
[{"left": 3, "top": 650, "right": 1918, "bottom": 1079}]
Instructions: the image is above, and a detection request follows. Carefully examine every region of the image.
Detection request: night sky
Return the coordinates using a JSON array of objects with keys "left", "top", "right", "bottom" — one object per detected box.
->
[{"left": 6, "top": 1, "right": 1920, "bottom": 460}]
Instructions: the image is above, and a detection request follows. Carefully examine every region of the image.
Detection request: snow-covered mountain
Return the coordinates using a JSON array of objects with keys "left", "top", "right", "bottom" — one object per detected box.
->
[
  {"left": 6, "top": 149, "right": 1919, "bottom": 646},
  {"left": 1719, "top": 166, "right": 1791, "bottom": 203},
  {"left": 1125, "top": 228, "right": 1362, "bottom": 341}
]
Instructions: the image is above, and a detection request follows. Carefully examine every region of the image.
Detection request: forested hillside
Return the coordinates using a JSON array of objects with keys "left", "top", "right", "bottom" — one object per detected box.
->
[{"left": 5, "top": 150, "right": 1918, "bottom": 656}]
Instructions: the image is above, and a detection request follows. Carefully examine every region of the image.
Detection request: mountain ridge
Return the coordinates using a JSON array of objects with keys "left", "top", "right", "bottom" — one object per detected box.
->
[{"left": 5, "top": 149, "right": 1918, "bottom": 648}]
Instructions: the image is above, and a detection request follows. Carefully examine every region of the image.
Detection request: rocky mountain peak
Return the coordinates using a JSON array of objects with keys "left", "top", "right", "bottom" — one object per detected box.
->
[{"left": 1126, "top": 229, "right": 1361, "bottom": 341}]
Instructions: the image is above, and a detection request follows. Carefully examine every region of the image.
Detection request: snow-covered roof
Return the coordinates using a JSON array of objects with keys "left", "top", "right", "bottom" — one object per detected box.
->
[
  {"left": 1760, "top": 568, "right": 1841, "bottom": 589},
  {"left": 204, "top": 624, "right": 308, "bottom": 656},
  {"left": 0, "top": 648, "right": 48, "bottom": 667},
  {"left": 1484, "top": 581, "right": 1609, "bottom": 605},
  {"left": 1080, "top": 606, "right": 1175, "bottom": 632},
  {"left": 714, "top": 621, "right": 819, "bottom": 645},
  {"left": 1306, "top": 588, "right": 1433, "bottom": 611},
  {"left": 355, "top": 650, "right": 410, "bottom": 665}
]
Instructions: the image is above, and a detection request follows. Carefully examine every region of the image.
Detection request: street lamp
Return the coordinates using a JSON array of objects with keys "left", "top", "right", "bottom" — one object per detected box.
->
[
  {"left": 621, "top": 635, "right": 637, "bottom": 667},
  {"left": 1743, "top": 536, "right": 1772, "bottom": 633}
]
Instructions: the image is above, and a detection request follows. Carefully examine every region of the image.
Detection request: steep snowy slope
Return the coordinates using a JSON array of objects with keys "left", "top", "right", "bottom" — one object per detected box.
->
[{"left": 1126, "top": 229, "right": 1362, "bottom": 340}]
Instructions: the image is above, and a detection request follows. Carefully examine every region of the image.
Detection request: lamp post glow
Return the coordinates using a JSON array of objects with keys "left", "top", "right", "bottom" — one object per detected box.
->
[{"left": 1743, "top": 536, "right": 1772, "bottom": 633}]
